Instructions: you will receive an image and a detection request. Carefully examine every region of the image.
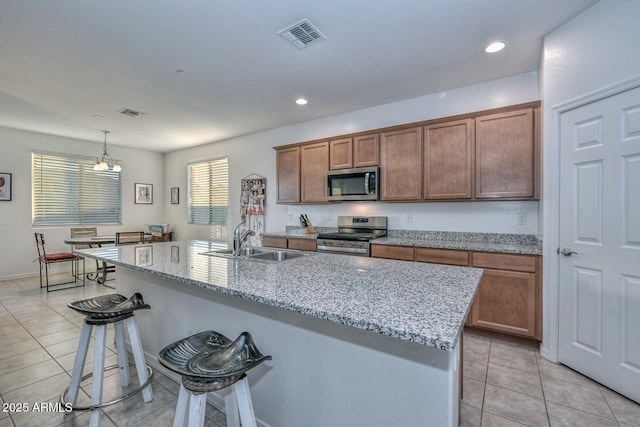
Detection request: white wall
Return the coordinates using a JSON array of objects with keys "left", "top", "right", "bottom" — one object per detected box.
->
[
  {"left": 0, "top": 127, "right": 164, "bottom": 280},
  {"left": 540, "top": 0, "right": 640, "bottom": 359},
  {"left": 165, "top": 72, "right": 540, "bottom": 242}
]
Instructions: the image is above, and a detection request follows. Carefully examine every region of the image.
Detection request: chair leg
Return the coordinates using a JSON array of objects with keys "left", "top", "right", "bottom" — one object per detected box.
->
[
  {"left": 188, "top": 392, "right": 207, "bottom": 427},
  {"left": 173, "top": 383, "right": 190, "bottom": 427},
  {"left": 66, "top": 322, "right": 92, "bottom": 406},
  {"left": 89, "top": 324, "right": 107, "bottom": 427},
  {"left": 225, "top": 387, "right": 240, "bottom": 427},
  {"left": 125, "top": 316, "right": 153, "bottom": 402},
  {"left": 233, "top": 377, "right": 257, "bottom": 427},
  {"left": 114, "top": 320, "right": 130, "bottom": 386}
]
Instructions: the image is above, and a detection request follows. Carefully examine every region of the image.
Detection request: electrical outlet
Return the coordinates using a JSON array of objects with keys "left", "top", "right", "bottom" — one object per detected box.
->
[
  {"left": 328, "top": 212, "right": 333, "bottom": 221},
  {"left": 406, "top": 214, "right": 412, "bottom": 223},
  {"left": 517, "top": 212, "right": 527, "bottom": 225},
  {"left": 288, "top": 212, "right": 293, "bottom": 220}
]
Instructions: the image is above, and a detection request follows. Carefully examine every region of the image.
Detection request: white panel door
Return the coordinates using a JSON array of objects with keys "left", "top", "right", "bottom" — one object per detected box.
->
[{"left": 559, "top": 86, "right": 640, "bottom": 403}]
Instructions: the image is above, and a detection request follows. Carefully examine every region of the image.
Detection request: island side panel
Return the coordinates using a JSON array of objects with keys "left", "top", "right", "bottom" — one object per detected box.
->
[{"left": 118, "top": 267, "right": 460, "bottom": 427}]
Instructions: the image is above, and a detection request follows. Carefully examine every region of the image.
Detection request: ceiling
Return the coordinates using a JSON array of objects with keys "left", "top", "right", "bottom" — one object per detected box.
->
[{"left": 0, "top": 0, "right": 599, "bottom": 153}]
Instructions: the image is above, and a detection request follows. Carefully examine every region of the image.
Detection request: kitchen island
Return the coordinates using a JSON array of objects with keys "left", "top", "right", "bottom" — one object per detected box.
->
[{"left": 76, "top": 240, "right": 483, "bottom": 427}]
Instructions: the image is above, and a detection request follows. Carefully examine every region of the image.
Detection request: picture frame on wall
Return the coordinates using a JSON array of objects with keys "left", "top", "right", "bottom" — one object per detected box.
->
[
  {"left": 171, "top": 187, "right": 179, "bottom": 204},
  {"left": 0, "top": 173, "right": 11, "bottom": 201},
  {"left": 135, "top": 183, "right": 153, "bottom": 204}
]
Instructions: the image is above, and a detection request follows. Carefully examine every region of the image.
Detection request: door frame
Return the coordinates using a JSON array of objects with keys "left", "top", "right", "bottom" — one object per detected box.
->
[{"left": 542, "top": 74, "right": 640, "bottom": 363}]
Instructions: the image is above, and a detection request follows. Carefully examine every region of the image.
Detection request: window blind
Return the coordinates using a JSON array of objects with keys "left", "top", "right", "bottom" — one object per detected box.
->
[
  {"left": 188, "top": 157, "right": 229, "bottom": 225},
  {"left": 32, "top": 151, "right": 122, "bottom": 226}
]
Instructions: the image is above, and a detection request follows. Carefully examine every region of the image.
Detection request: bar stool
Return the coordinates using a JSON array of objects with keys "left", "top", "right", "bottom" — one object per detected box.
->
[
  {"left": 158, "top": 330, "right": 271, "bottom": 427},
  {"left": 61, "top": 293, "right": 154, "bottom": 427}
]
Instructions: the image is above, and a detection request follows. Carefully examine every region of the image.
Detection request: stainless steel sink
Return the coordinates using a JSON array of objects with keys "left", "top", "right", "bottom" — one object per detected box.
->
[
  {"left": 249, "top": 250, "right": 305, "bottom": 261},
  {"left": 200, "top": 247, "right": 308, "bottom": 262}
]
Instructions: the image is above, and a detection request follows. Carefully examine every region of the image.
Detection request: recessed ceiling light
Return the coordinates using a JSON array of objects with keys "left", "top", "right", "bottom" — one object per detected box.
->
[
  {"left": 485, "top": 41, "right": 506, "bottom": 53},
  {"left": 296, "top": 98, "right": 308, "bottom": 105},
  {"left": 93, "top": 114, "right": 102, "bottom": 119},
  {"left": 176, "top": 69, "right": 186, "bottom": 76}
]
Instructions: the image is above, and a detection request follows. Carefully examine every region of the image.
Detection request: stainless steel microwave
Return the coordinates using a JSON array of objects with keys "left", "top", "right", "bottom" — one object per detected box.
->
[{"left": 327, "top": 166, "right": 379, "bottom": 201}]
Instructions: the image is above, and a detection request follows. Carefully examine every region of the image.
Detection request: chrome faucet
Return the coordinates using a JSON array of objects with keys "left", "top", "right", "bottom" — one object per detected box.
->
[{"left": 233, "top": 220, "right": 255, "bottom": 256}]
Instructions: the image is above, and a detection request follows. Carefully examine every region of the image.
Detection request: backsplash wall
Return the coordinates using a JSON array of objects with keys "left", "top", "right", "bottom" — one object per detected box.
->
[{"left": 286, "top": 200, "right": 539, "bottom": 235}]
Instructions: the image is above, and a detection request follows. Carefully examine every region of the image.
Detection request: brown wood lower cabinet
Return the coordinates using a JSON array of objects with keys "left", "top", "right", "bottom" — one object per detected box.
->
[
  {"left": 469, "top": 252, "right": 540, "bottom": 339},
  {"left": 372, "top": 245, "right": 541, "bottom": 340},
  {"left": 370, "top": 244, "right": 414, "bottom": 261},
  {"left": 262, "top": 236, "right": 316, "bottom": 251}
]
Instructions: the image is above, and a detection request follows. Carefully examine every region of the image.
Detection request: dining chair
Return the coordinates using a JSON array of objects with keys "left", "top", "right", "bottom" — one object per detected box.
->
[
  {"left": 115, "top": 231, "right": 146, "bottom": 245},
  {"left": 34, "top": 232, "right": 85, "bottom": 292},
  {"left": 70, "top": 227, "right": 97, "bottom": 277},
  {"left": 70, "top": 227, "right": 116, "bottom": 284}
]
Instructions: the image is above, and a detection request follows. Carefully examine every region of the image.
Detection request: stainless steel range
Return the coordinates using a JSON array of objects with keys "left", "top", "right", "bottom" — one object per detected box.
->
[{"left": 316, "top": 216, "right": 387, "bottom": 257}]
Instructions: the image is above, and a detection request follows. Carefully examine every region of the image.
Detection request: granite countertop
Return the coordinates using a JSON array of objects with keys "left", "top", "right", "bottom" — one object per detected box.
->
[
  {"left": 264, "top": 228, "right": 542, "bottom": 255},
  {"left": 76, "top": 240, "right": 483, "bottom": 351}
]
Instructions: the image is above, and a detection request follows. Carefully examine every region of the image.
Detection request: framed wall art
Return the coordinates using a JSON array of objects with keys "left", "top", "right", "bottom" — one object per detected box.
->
[
  {"left": 135, "top": 183, "right": 153, "bottom": 204},
  {"left": 0, "top": 173, "right": 11, "bottom": 201},
  {"left": 171, "top": 187, "right": 179, "bottom": 204}
]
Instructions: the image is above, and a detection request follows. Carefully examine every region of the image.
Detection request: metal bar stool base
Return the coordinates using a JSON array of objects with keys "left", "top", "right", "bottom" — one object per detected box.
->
[{"left": 59, "top": 364, "right": 154, "bottom": 411}]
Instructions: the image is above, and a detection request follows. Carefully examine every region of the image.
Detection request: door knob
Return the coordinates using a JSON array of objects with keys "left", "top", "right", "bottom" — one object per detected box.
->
[{"left": 560, "top": 248, "right": 578, "bottom": 256}]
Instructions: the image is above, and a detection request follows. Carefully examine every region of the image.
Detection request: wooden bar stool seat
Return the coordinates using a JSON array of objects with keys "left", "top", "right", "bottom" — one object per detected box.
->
[{"left": 158, "top": 330, "right": 271, "bottom": 427}]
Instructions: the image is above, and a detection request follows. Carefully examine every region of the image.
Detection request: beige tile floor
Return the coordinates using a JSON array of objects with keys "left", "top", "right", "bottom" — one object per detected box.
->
[{"left": 0, "top": 274, "right": 639, "bottom": 426}]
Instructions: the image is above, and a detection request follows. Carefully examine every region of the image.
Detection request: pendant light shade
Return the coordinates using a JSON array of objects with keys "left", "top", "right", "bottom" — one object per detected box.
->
[{"left": 93, "top": 130, "right": 122, "bottom": 172}]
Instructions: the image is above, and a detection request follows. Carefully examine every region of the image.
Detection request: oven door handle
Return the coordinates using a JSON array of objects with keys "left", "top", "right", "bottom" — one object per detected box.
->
[
  {"left": 364, "top": 173, "right": 370, "bottom": 195},
  {"left": 317, "top": 245, "right": 369, "bottom": 255}
]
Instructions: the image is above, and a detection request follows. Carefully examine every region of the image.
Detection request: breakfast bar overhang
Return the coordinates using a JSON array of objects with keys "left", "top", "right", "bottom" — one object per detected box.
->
[{"left": 76, "top": 240, "right": 483, "bottom": 427}]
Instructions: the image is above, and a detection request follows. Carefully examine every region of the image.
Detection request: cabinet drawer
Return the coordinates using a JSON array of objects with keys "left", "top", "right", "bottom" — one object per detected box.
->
[
  {"left": 288, "top": 238, "right": 316, "bottom": 252},
  {"left": 370, "top": 244, "right": 414, "bottom": 261},
  {"left": 415, "top": 248, "right": 469, "bottom": 266},
  {"left": 262, "top": 236, "right": 287, "bottom": 249},
  {"left": 472, "top": 252, "right": 537, "bottom": 273}
]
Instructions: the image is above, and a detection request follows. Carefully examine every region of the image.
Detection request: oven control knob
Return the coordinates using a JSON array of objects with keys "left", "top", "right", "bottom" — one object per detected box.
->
[{"left": 338, "top": 242, "right": 344, "bottom": 247}]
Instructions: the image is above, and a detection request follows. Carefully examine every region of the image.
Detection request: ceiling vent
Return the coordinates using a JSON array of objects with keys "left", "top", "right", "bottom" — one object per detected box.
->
[
  {"left": 278, "top": 19, "right": 326, "bottom": 49},
  {"left": 118, "top": 107, "right": 146, "bottom": 118}
]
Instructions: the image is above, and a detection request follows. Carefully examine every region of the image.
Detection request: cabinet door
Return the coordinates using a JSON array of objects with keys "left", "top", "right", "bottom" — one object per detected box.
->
[
  {"left": 329, "top": 138, "right": 353, "bottom": 170},
  {"left": 424, "top": 119, "right": 473, "bottom": 200},
  {"left": 475, "top": 108, "right": 535, "bottom": 199},
  {"left": 469, "top": 268, "right": 538, "bottom": 338},
  {"left": 380, "top": 127, "right": 423, "bottom": 201},
  {"left": 276, "top": 146, "right": 300, "bottom": 203},
  {"left": 300, "top": 142, "right": 329, "bottom": 203},
  {"left": 353, "top": 134, "right": 379, "bottom": 167}
]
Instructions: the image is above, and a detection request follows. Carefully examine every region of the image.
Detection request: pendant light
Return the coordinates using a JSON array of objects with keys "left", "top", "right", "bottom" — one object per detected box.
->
[{"left": 93, "top": 130, "right": 122, "bottom": 172}]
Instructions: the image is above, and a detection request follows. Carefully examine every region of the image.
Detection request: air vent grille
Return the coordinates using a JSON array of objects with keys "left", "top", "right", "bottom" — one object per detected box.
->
[
  {"left": 278, "top": 19, "right": 326, "bottom": 49},
  {"left": 118, "top": 108, "right": 146, "bottom": 118}
]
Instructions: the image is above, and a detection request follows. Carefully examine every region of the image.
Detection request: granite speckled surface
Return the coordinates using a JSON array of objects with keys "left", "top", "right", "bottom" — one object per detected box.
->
[
  {"left": 75, "top": 240, "right": 483, "bottom": 351},
  {"left": 264, "top": 228, "right": 542, "bottom": 255}
]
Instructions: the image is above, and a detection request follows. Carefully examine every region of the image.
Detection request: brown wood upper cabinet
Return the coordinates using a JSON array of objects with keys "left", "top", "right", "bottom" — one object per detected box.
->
[
  {"left": 380, "top": 127, "right": 423, "bottom": 201},
  {"left": 475, "top": 108, "right": 537, "bottom": 199},
  {"left": 300, "top": 142, "right": 329, "bottom": 203},
  {"left": 275, "top": 146, "right": 300, "bottom": 203},
  {"left": 423, "top": 119, "right": 474, "bottom": 200},
  {"left": 329, "top": 134, "right": 379, "bottom": 170}
]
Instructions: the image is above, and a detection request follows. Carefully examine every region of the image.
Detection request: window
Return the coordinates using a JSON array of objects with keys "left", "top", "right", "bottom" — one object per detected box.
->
[
  {"left": 188, "top": 157, "right": 229, "bottom": 225},
  {"left": 32, "top": 151, "right": 122, "bottom": 226}
]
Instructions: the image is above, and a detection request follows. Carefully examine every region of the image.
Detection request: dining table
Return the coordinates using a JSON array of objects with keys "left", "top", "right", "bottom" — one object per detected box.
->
[{"left": 64, "top": 235, "right": 117, "bottom": 284}]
